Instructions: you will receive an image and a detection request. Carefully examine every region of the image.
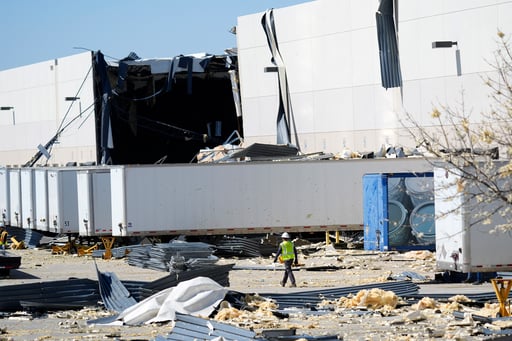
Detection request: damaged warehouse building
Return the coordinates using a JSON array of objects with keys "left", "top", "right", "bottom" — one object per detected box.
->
[
  {"left": 1, "top": 0, "right": 512, "bottom": 339},
  {"left": 92, "top": 51, "right": 242, "bottom": 165}
]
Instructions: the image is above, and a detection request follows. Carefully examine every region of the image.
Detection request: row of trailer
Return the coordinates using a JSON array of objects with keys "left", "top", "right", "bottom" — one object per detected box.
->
[
  {"left": 0, "top": 158, "right": 432, "bottom": 239},
  {"left": 0, "top": 166, "right": 110, "bottom": 236}
]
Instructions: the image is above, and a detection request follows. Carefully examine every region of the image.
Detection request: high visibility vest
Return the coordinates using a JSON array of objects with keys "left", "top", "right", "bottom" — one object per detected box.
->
[{"left": 280, "top": 241, "right": 295, "bottom": 260}]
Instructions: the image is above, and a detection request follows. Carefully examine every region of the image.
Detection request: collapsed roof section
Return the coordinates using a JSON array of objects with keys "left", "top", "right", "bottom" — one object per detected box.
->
[{"left": 92, "top": 51, "right": 242, "bottom": 165}]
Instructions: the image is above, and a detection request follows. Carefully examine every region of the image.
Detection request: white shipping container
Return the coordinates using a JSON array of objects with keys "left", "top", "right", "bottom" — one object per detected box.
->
[
  {"left": 0, "top": 167, "right": 10, "bottom": 226},
  {"left": 110, "top": 158, "right": 431, "bottom": 237},
  {"left": 8, "top": 168, "right": 22, "bottom": 228},
  {"left": 435, "top": 162, "right": 512, "bottom": 273},
  {"left": 47, "top": 168, "right": 79, "bottom": 234},
  {"left": 77, "top": 167, "right": 112, "bottom": 237},
  {"left": 20, "top": 168, "right": 36, "bottom": 229},
  {"left": 34, "top": 168, "right": 49, "bottom": 231}
]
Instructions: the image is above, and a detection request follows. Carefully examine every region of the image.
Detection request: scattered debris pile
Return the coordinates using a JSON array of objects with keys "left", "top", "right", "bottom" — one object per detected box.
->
[
  {"left": 4, "top": 226, "right": 43, "bottom": 249},
  {"left": 125, "top": 241, "right": 217, "bottom": 273},
  {"left": 208, "top": 235, "right": 275, "bottom": 258},
  {"left": 2, "top": 243, "right": 512, "bottom": 339},
  {"left": 0, "top": 279, "right": 100, "bottom": 312}
]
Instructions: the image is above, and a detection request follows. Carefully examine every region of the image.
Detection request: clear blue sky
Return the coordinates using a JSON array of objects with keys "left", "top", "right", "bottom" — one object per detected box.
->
[{"left": 0, "top": 0, "right": 312, "bottom": 71}]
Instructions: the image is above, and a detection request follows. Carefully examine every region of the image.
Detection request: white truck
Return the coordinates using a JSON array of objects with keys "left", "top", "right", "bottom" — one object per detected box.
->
[{"left": 434, "top": 162, "right": 512, "bottom": 273}]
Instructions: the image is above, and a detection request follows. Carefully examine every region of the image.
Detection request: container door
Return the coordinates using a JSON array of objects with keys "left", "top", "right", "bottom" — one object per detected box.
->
[
  {"left": 21, "top": 168, "right": 36, "bottom": 229},
  {"left": 110, "top": 167, "right": 127, "bottom": 236},
  {"left": 34, "top": 169, "right": 49, "bottom": 231},
  {"left": 0, "top": 168, "right": 10, "bottom": 226},
  {"left": 91, "top": 170, "right": 112, "bottom": 235},
  {"left": 9, "top": 169, "right": 22, "bottom": 228},
  {"left": 363, "top": 174, "right": 387, "bottom": 251},
  {"left": 47, "top": 170, "right": 61, "bottom": 233},
  {"left": 77, "top": 171, "right": 93, "bottom": 236},
  {"left": 60, "top": 170, "right": 79, "bottom": 234},
  {"left": 434, "top": 167, "right": 465, "bottom": 271}
]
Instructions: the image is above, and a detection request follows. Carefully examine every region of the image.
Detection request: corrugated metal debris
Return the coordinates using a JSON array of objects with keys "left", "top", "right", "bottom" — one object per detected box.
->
[
  {"left": 226, "top": 143, "right": 299, "bottom": 161},
  {"left": 213, "top": 236, "right": 264, "bottom": 257},
  {"left": 96, "top": 263, "right": 137, "bottom": 312},
  {"left": 259, "top": 280, "right": 420, "bottom": 309},
  {"left": 125, "top": 241, "right": 217, "bottom": 273},
  {"left": 156, "top": 313, "right": 341, "bottom": 340},
  {"left": 408, "top": 291, "right": 498, "bottom": 305},
  {"left": 0, "top": 262, "right": 233, "bottom": 314},
  {"left": 156, "top": 312, "right": 259, "bottom": 341},
  {"left": 120, "top": 263, "right": 234, "bottom": 301},
  {"left": 90, "top": 277, "right": 229, "bottom": 326},
  {"left": 5, "top": 226, "right": 43, "bottom": 248},
  {"left": 0, "top": 279, "right": 100, "bottom": 312}
]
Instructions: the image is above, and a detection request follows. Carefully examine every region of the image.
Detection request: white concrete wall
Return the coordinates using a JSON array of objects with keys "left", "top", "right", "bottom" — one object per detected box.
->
[
  {"left": 1, "top": 1, "right": 511, "bottom": 165},
  {"left": 236, "top": 0, "right": 512, "bottom": 154},
  {"left": 0, "top": 51, "right": 96, "bottom": 166}
]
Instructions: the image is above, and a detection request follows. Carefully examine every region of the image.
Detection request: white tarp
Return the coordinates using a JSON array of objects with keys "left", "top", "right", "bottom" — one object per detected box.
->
[{"left": 98, "top": 276, "right": 228, "bottom": 325}]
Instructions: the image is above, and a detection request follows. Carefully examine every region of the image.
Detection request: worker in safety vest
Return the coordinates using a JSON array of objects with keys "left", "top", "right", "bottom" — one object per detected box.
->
[
  {"left": 273, "top": 232, "right": 299, "bottom": 287},
  {"left": 0, "top": 227, "right": 7, "bottom": 253}
]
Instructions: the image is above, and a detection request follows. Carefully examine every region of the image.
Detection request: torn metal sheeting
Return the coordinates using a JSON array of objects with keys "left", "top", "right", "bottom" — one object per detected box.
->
[
  {"left": 453, "top": 311, "right": 493, "bottom": 323},
  {"left": 124, "top": 242, "right": 216, "bottom": 272},
  {"left": 259, "top": 280, "right": 419, "bottom": 309},
  {"left": 159, "top": 313, "right": 340, "bottom": 341},
  {"left": 388, "top": 271, "right": 427, "bottom": 281},
  {"left": 408, "top": 291, "right": 498, "bottom": 304},
  {"left": 4, "top": 226, "right": 44, "bottom": 249},
  {"left": 158, "top": 312, "right": 258, "bottom": 341},
  {"left": 213, "top": 236, "right": 263, "bottom": 257},
  {"left": 0, "top": 279, "right": 100, "bottom": 312},
  {"left": 91, "top": 277, "right": 229, "bottom": 326},
  {"left": 0, "top": 261, "right": 233, "bottom": 315},
  {"left": 96, "top": 262, "right": 137, "bottom": 313},
  {"left": 226, "top": 143, "right": 299, "bottom": 161},
  {"left": 122, "top": 263, "right": 234, "bottom": 301}
]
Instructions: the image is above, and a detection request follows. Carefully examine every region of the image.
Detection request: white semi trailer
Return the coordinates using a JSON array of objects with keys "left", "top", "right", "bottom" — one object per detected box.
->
[
  {"left": 76, "top": 167, "right": 112, "bottom": 237},
  {"left": 108, "top": 158, "right": 431, "bottom": 237},
  {"left": 434, "top": 162, "right": 512, "bottom": 273},
  {"left": 0, "top": 158, "right": 431, "bottom": 238}
]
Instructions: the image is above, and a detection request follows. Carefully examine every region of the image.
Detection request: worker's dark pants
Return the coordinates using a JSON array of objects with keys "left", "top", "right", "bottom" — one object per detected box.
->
[{"left": 282, "top": 259, "right": 296, "bottom": 285}]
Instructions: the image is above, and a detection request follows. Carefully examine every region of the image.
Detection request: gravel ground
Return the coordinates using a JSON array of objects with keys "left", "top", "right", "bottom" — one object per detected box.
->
[{"left": 0, "top": 243, "right": 509, "bottom": 341}]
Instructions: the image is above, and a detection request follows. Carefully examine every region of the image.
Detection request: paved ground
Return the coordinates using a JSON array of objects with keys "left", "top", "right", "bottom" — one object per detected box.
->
[{"left": 0, "top": 245, "right": 508, "bottom": 340}]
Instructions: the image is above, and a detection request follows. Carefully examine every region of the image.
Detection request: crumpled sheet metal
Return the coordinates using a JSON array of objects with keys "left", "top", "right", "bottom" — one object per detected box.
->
[
  {"left": 96, "top": 262, "right": 137, "bottom": 313},
  {"left": 158, "top": 312, "right": 258, "bottom": 341},
  {"left": 90, "top": 276, "right": 228, "bottom": 326}
]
